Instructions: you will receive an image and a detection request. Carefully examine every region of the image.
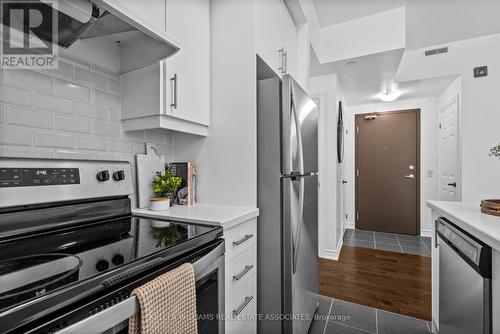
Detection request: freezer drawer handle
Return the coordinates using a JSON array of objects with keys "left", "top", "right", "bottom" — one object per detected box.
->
[
  {"left": 233, "top": 265, "right": 254, "bottom": 281},
  {"left": 233, "top": 234, "right": 253, "bottom": 246},
  {"left": 233, "top": 296, "right": 253, "bottom": 316}
]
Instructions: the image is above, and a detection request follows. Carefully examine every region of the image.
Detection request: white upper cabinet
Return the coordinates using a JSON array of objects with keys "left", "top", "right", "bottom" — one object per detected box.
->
[
  {"left": 164, "top": 0, "right": 210, "bottom": 126},
  {"left": 255, "top": 0, "right": 297, "bottom": 78},
  {"left": 120, "top": 0, "right": 210, "bottom": 136}
]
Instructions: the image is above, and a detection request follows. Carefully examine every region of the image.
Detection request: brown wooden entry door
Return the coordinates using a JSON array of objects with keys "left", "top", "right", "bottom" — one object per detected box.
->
[{"left": 355, "top": 109, "right": 420, "bottom": 235}]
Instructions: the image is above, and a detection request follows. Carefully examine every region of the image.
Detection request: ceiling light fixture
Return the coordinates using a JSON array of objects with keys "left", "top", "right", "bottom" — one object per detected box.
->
[{"left": 378, "top": 90, "right": 401, "bottom": 102}]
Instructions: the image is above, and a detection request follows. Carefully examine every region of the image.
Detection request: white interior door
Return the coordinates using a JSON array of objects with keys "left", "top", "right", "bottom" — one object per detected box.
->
[{"left": 438, "top": 95, "right": 460, "bottom": 201}]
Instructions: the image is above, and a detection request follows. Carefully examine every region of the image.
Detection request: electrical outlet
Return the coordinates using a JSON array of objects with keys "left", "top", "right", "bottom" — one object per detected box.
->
[{"left": 474, "top": 66, "right": 488, "bottom": 78}]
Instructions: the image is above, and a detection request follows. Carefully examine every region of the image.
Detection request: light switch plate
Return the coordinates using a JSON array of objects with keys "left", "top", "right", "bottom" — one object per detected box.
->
[
  {"left": 474, "top": 66, "right": 488, "bottom": 78},
  {"left": 427, "top": 169, "right": 434, "bottom": 178}
]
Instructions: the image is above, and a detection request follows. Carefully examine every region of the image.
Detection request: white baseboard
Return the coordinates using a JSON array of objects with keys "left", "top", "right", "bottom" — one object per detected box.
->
[
  {"left": 343, "top": 221, "right": 355, "bottom": 230},
  {"left": 420, "top": 229, "right": 433, "bottom": 238},
  {"left": 319, "top": 238, "right": 343, "bottom": 261}
]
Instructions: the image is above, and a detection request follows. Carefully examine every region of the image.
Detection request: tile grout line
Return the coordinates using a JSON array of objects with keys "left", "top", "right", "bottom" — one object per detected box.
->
[
  {"left": 395, "top": 234, "right": 404, "bottom": 253},
  {"left": 334, "top": 321, "right": 376, "bottom": 334},
  {"left": 420, "top": 237, "right": 432, "bottom": 256},
  {"left": 322, "top": 298, "right": 334, "bottom": 334}
]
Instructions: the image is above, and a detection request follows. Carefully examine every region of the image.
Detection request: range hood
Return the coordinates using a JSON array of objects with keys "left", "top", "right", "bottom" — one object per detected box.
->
[{"left": 2, "top": 0, "right": 180, "bottom": 73}]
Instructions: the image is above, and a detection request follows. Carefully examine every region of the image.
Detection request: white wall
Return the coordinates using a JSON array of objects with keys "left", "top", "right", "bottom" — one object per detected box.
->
[
  {"left": 310, "top": 74, "right": 344, "bottom": 259},
  {"left": 173, "top": 0, "right": 257, "bottom": 207},
  {"left": 345, "top": 98, "right": 439, "bottom": 236},
  {"left": 397, "top": 33, "right": 500, "bottom": 202}
]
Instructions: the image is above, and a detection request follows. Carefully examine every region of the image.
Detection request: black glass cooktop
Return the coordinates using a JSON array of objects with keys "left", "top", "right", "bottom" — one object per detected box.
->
[{"left": 0, "top": 217, "right": 220, "bottom": 311}]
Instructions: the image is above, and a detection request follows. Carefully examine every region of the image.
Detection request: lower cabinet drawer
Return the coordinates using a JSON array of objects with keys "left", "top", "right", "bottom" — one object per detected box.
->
[
  {"left": 225, "top": 275, "right": 256, "bottom": 334},
  {"left": 224, "top": 218, "right": 256, "bottom": 261},
  {"left": 225, "top": 246, "right": 255, "bottom": 298}
]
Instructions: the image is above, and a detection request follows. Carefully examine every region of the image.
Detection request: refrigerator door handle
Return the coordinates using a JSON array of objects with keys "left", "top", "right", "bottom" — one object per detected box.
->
[
  {"left": 290, "top": 83, "right": 305, "bottom": 174},
  {"left": 292, "top": 176, "right": 304, "bottom": 273},
  {"left": 290, "top": 84, "right": 305, "bottom": 274}
]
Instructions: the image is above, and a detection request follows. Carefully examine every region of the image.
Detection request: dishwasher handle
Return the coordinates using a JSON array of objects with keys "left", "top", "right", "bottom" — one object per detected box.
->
[{"left": 436, "top": 217, "right": 492, "bottom": 278}]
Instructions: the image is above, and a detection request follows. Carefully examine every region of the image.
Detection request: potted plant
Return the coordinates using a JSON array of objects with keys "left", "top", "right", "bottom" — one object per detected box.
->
[{"left": 149, "top": 170, "right": 182, "bottom": 211}]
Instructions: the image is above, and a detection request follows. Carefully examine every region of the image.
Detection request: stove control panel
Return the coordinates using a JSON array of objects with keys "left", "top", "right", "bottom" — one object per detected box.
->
[{"left": 0, "top": 168, "right": 80, "bottom": 187}]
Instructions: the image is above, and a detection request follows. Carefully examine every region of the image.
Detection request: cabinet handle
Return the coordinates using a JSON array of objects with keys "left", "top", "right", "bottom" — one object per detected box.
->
[
  {"left": 170, "top": 74, "right": 177, "bottom": 109},
  {"left": 233, "top": 265, "right": 254, "bottom": 281},
  {"left": 283, "top": 50, "right": 288, "bottom": 74},
  {"left": 278, "top": 47, "right": 285, "bottom": 73},
  {"left": 233, "top": 296, "right": 253, "bottom": 316},
  {"left": 233, "top": 234, "right": 253, "bottom": 246}
]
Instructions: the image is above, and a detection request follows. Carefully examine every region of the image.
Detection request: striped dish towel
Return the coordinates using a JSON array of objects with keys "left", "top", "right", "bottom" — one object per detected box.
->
[{"left": 129, "top": 263, "right": 198, "bottom": 334}]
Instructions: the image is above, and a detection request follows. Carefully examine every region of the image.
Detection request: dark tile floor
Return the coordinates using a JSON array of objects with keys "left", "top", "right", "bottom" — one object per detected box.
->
[
  {"left": 308, "top": 295, "right": 432, "bottom": 334},
  {"left": 343, "top": 229, "right": 432, "bottom": 257}
]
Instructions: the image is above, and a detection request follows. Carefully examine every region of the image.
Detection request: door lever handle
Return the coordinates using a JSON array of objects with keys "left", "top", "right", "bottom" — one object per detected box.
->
[
  {"left": 447, "top": 182, "right": 457, "bottom": 187},
  {"left": 403, "top": 174, "right": 415, "bottom": 179}
]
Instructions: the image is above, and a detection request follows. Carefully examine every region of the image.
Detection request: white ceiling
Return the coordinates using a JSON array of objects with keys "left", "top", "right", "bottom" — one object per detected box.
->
[
  {"left": 312, "top": 0, "right": 500, "bottom": 50},
  {"left": 312, "top": 0, "right": 404, "bottom": 28},
  {"left": 310, "top": 47, "right": 457, "bottom": 106}
]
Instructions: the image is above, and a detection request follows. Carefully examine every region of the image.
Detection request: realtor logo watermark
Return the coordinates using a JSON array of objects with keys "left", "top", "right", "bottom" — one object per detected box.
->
[{"left": 1, "top": 0, "right": 58, "bottom": 69}]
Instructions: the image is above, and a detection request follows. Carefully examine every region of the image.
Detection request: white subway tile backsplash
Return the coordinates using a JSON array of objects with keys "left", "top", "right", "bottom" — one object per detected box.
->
[
  {"left": 108, "top": 79, "right": 120, "bottom": 94},
  {"left": 145, "top": 130, "right": 163, "bottom": 144},
  {"left": 34, "top": 91, "right": 73, "bottom": 114},
  {"left": 6, "top": 106, "right": 53, "bottom": 129},
  {"left": 108, "top": 138, "right": 133, "bottom": 153},
  {"left": 93, "top": 120, "right": 120, "bottom": 137},
  {"left": 43, "top": 60, "right": 75, "bottom": 80},
  {"left": 0, "top": 83, "right": 32, "bottom": 107},
  {"left": 76, "top": 68, "right": 107, "bottom": 90},
  {"left": 92, "top": 89, "right": 120, "bottom": 109},
  {"left": 121, "top": 130, "right": 145, "bottom": 141},
  {"left": 108, "top": 108, "right": 120, "bottom": 123},
  {"left": 0, "top": 125, "right": 32, "bottom": 146},
  {"left": 34, "top": 130, "right": 74, "bottom": 149},
  {"left": 4, "top": 69, "right": 52, "bottom": 93},
  {"left": 54, "top": 78, "right": 90, "bottom": 101},
  {"left": 134, "top": 142, "right": 146, "bottom": 154},
  {"left": 55, "top": 150, "right": 91, "bottom": 160},
  {"left": 6, "top": 146, "right": 52, "bottom": 158},
  {"left": 0, "top": 56, "right": 173, "bottom": 173},
  {"left": 60, "top": 53, "right": 90, "bottom": 69},
  {"left": 90, "top": 64, "right": 119, "bottom": 81},
  {"left": 76, "top": 135, "right": 107, "bottom": 151},
  {"left": 55, "top": 115, "right": 91, "bottom": 134},
  {"left": 154, "top": 143, "right": 172, "bottom": 156},
  {"left": 91, "top": 151, "right": 121, "bottom": 161},
  {"left": 75, "top": 102, "right": 107, "bottom": 120}
]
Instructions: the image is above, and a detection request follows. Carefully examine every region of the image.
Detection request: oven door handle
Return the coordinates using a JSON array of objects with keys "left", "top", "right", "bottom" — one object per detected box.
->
[{"left": 55, "top": 242, "right": 225, "bottom": 334}]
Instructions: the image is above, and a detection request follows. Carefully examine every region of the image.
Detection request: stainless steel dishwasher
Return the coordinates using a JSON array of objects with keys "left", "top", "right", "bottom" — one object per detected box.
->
[{"left": 436, "top": 217, "right": 492, "bottom": 334}]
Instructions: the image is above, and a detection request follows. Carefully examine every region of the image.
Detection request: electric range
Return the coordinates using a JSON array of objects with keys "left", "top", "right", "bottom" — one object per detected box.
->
[{"left": 0, "top": 158, "right": 224, "bottom": 334}]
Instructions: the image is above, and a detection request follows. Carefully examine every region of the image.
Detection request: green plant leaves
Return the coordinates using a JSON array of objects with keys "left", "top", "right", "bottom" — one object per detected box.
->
[{"left": 152, "top": 170, "right": 183, "bottom": 195}]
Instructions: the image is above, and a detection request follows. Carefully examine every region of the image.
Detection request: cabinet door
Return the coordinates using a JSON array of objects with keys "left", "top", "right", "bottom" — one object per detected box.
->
[
  {"left": 255, "top": 0, "right": 283, "bottom": 76},
  {"left": 281, "top": 4, "right": 297, "bottom": 79},
  {"left": 164, "top": 0, "right": 210, "bottom": 126},
  {"left": 118, "top": 0, "right": 166, "bottom": 31}
]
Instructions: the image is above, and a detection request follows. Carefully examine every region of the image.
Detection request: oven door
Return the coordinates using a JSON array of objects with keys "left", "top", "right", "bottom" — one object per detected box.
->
[{"left": 51, "top": 241, "right": 225, "bottom": 334}]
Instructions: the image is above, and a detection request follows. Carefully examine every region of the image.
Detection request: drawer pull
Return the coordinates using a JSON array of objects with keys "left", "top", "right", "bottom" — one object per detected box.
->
[
  {"left": 233, "top": 296, "right": 253, "bottom": 316},
  {"left": 233, "top": 265, "right": 254, "bottom": 281},
  {"left": 233, "top": 234, "right": 254, "bottom": 246}
]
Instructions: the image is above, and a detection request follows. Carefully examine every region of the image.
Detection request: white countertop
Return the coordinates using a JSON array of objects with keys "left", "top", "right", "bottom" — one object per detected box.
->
[
  {"left": 133, "top": 204, "right": 259, "bottom": 229},
  {"left": 427, "top": 200, "right": 500, "bottom": 251}
]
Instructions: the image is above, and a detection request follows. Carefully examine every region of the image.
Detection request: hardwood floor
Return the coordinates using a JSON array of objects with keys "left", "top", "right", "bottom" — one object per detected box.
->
[{"left": 319, "top": 245, "right": 431, "bottom": 321}]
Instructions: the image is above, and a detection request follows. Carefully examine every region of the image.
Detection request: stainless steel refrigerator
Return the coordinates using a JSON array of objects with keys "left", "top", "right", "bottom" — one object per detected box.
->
[{"left": 257, "top": 74, "right": 319, "bottom": 334}]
